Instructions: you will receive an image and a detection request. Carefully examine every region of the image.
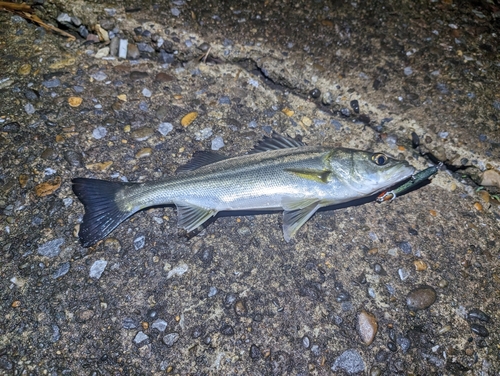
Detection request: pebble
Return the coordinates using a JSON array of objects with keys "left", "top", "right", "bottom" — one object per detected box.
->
[
  {"left": 167, "top": 263, "right": 188, "bottom": 279},
  {"left": 234, "top": 300, "right": 247, "bottom": 316},
  {"left": 350, "top": 100, "right": 360, "bottom": 113},
  {"left": 470, "top": 324, "right": 489, "bottom": 337},
  {"left": 468, "top": 308, "right": 490, "bottom": 323},
  {"left": 220, "top": 324, "right": 235, "bottom": 336},
  {"left": 414, "top": 260, "right": 428, "bottom": 271},
  {"left": 122, "top": 318, "right": 138, "bottom": 329},
  {"left": 152, "top": 319, "right": 168, "bottom": 332},
  {"left": 127, "top": 43, "right": 140, "bottom": 59},
  {"left": 37, "top": 238, "right": 64, "bottom": 258},
  {"left": 211, "top": 136, "right": 224, "bottom": 150},
  {"left": 24, "top": 89, "right": 38, "bottom": 101},
  {"left": 92, "top": 126, "right": 107, "bottom": 139},
  {"left": 340, "top": 108, "right": 350, "bottom": 117},
  {"left": 219, "top": 96, "right": 231, "bottom": 104},
  {"left": 24, "top": 103, "right": 35, "bottom": 115},
  {"left": 181, "top": 112, "right": 198, "bottom": 127},
  {"left": 158, "top": 122, "right": 173, "bottom": 136},
  {"left": 89, "top": 260, "right": 107, "bottom": 279},
  {"left": 322, "top": 92, "right": 333, "bottom": 105},
  {"left": 397, "top": 336, "right": 411, "bottom": 353},
  {"left": 155, "top": 72, "right": 174, "bottom": 82},
  {"left": 68, "top": 96, "right": 83, "bottom": 107},
  {"left": 52, "top": 262, "right": 70, "bottom": 279},
  {"left": 250, "top": 344, "right": 261, "bottom": 359},
  {"left": 109, "top": 37, "right": 119, "bottom": 56},
  {"left": 134, "top": 331, "right": 149, "bottom": 344},
  {"left": 18, "top": 63, "right": 31, "bottom": 75},
  {"left": 78, "top": 25, "right": 88, "bottom": 38},
  {"left": 95, "top": 47, "right": 109, "bottom": 59},
  {"left": 208, "top": 286, "right": 217, "bottom": 297},
  {"left": 131, "top": 127, "right": 154, "bottom": 142},
  {"left": 481, "top": 170, "right": 500, "bottom": 189},
  {"left": 64, "top": 150, "right": 83, "bottom": 167},
  {"left": 406, "top": 286, "right": 437, "bottom": 310},
  {"left": 309, "top": 88, "right": 321, "bottom": 98},
  {"left": 135, "top": 148, "right": 152, "bottom": 159},
  {"left": 194, "top": 127, "right": 213, "bottom": 140},
  {"left": 142, "top": 88, "right": 152, "bottom": 98},
  {"left": 134, "top": 235, "right": 146, "bottom": 250},
  {"left": 2, "top": 122, "right": 20, "bottom": 132},
  {"left": 404, "top": 67, "right": 413, "bottom": 76},
  {"left": 398, "top": 268, "right": 410, "bottom": 281},
  {"left": 57, "top": 13, "right": 71, "bottom": 23},
  {"left": 163, "top": 332, "right": 180, "bottom": 347},
  {"left": 91, "top": 71, "right": 107, "bottom": 81},
  {"left": 331, "top": 349, "right": 365, "bottom": 374},
  {"left": 302, "top": 336, "right": 310, "bottom": 348},
  {"left": 119, "top": 39, "right": 128, "bottom": 59},
  {"left": 42, "top": 78, "right": 61, "bottom": 88},
  {"left": 387, "top": 342, "right": 397, "bottom": 352},
  {"left": 301, "top": 116, "right": 312, "bottom": 127},
  {"left": 398, "top": 241, "right": 412, "bottom": 254},
  {"left": 358, "top": 310, "right": 378, "bottom": 345},
  {"left": 171, "top": 7, "right": 180, "bottom": 16}
]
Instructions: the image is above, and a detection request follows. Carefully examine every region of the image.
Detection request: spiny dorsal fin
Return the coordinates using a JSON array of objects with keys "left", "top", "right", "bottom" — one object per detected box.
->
[
  {"left": 176, "top": 151, "right": 228, "bottom": 173},
  {"left": 248, "top": 132, "right": 305, "bottom": 154},
  {"left": 285, "top": 168, "right": 332, "bottom": 183}
]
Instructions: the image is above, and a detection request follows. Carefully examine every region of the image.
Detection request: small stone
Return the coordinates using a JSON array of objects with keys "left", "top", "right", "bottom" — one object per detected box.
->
[
  {"left": 302, "top": 335, "right": 310, "bottom": 348},
  {"left": 95, "top": 24, "right": 110, "bottom": 42},
  {"left": 68, "top": 96, "right": 83, "bottom": 107},
  {"left": 134, "top": 331, "right": 149, "bottom": 344},
  {"left": 85, "top": 161, "right": 113, "bottom": 172},
  {"left": 398, "top": 268, "right": 410, "bottom": 281},
  {"left": 89, "top": 260, "right": 107, "bottom": 279},
  {"left": 95, "top": 47, "right": 110, "bottom": 59},
  {"left": 18, "top": 174, "right": 29, "bottom": 188},
  {"left": 340, "top": 108, "right": 350, "bottom": 117},
  {"left": 350, "top": 100, "right": 360, "bottom": 113},
  {"left": 18, "top": 63, "right": 31, "bottom": 75},
  {"left": 398, "top": 241, "right": 412, "bottom": 254},
  {"left": 2, "top": 122, "right": 20, "bottom": 132},
  {"left": 134, "top": 235, "right": 146, "bottom": 250},
  {"left": 281, "top": 107, "right": 294, "bottom": 117},
  {"left": 119, "top": 39, "right": 128, "bottom": 59},
  {"left": 387, "top": 342, "right": 397, "bottom": 352},
  {"left": 309, "top": 88, "right": 321, "bottom": 98},
  {"left": 127, "top": 43, "right": 140, "bottom": 59},
  {"left": 37, "top": 238, "right": 65, "bottom": 257},
  {"left": 181, "top": 112, "right": 198, "bottom": 127},
  {"left": 155, "top": 72, "right": 175, "bottom": 82},
  {"left": 152, "top": 319, "right": 168, "bottom": 332},
  {"left": 219, "top": 96, "right": 231, "bottom": 105},
  {"left": 481, "top": 170, "right": 500, "bottom": 189},
  {"left": 468, "top": 308, "right": 490, "bottom": 323},
  {"left": 57, "top": 13, "right": 71, "bottom": 23},
  {"left": 90, "top": 71, "right": 107, "bottom": 81},
  {"left": 234, "top": 300, "right": 247, "bottom": 316},
  {"left": 135, "top": 148, "right": 152, "bottom": 159},
  {"left": 473, "top": 202, "right": 483, "bottom": 211},
  {"left": 301, "top": 116, "right": 312, "bottom": 127},
  {"left": 397, "top": 336, "right": 411, "bottom": 353},
  {"left": 249, "top": 344, "right": 261, "bottom": 359},
  {"left": 331, "top": 349, "right": 365, "bottom": 374},
  {"left": 470, "top": 324, "right": 489, "bottom": 337},
  {"left": 162, "top": 332, "right": 179, "bottom": 347},
  {"left": 25, "top": 103, "right": 35, "bottom": 115},
  {"left": 158, "top": 122, "right": 173, "bottom": 136},
  {"left": 322, "top": 92, "right": 333, "bottom": 105},
  {"left": 414, "top": 260, "right": 427, "bottom": 271},
  {"left": 64, "top": 150, "right": 83, "bottom": 167},
  {"left": 358, "top": 310, "right": 378, "bottom": 345},
  {"left": 211, "top": 136, "right": 225, "bottom": 150},
  {"left": 109, "top": 37, "right": 119, "bottom": 56},
  {"left": 167, "top": 263, "right": 188, "bottom": 279},
  {"left": 131, "top": 127, "right": 154, "bottom": 141},
  {"left": 171, "top": 7, "right": 181, "bottom": 16},
  {"left": 52, "top": 262, "right": 70, "bottom": 279},
  {"left": 92, "top": 126, "right": 107, "bottom": 139},
  {"left": 142, "top": 88, "right": 152, "bottom": 98},
  {"left": 404, "top": 67, "right": 413, "bottom": 76},
  {"left": 194, "top": 127, "right": 213, "bottom": 141},
  {"left": 406, "top": 286, "right": 437, "bottom": 310},
  {"left": 122, "top": 318, "right": 138, "bottom": 329},
  {"left": 220, "top": 324, "right": 234, "bottom": 336},
  {"left": 35, "top": 176, "right": 62, "bottom": 197}
]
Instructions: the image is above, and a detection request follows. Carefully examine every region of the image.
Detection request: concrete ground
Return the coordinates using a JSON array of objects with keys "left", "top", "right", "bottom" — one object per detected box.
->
[{"left": 0, "top": 0, "right": 499, "bottom": 374}]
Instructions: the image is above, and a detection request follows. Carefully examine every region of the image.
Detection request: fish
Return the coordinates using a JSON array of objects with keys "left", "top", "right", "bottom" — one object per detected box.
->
[
  {"left": 72, "top": 133, "right": 415, "bottom": 247},
  {"left": 376, "top": 163, "right": 441, "bottom": 203}
]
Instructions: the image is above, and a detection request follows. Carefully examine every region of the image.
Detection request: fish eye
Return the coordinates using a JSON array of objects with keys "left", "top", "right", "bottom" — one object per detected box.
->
[{"left": 372, "top": 153, "right": 388, "bottom": 166}]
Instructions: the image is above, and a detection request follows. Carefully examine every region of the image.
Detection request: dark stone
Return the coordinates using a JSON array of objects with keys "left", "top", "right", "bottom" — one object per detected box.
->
[
  {"left": 411, "top": 131, "right": 420, "bottom": 147},
  {"left": 350, "top": 100, "right": 360, "bottom": 113},
  {"left": 387, "top": 341, "right": 397, "bottom": 352},
  {"left": 397, "top": 336, "right": 411, "bottom": 353},
  {"left": 309, "top": 88, "right": 321, "bottom": 98},
  {"left": 340, "top": 108, "right": 350, "bottom": 117},
  {"left": 249, "top": 344, "right": 261, "bottom": 360},
  {"left": 406, "top": 286, "right": 437, "bottom": 310},
  {"left": 358, "top": 114, "right": 371, "bottom": 124},
  {"left": 63, "top": 150, "right": 83, "bottom": 167},
  {"left": 468, "top": 309, "right": 490, "bottom": 323},
  {"left": 129, "top": 71, "right": 149, "bottom": 80},
  {"left": 470, "top": 323, "right": 489, "bottom": 337},
  {"left": 197, "top": 247, "right": 214, "bottom": 266},
  {"left": 220, "top": 323, "right": 234, "bottom": 336},
  {"left": 2, "top": 122, "right": 20, "bottom": 132},
  {"left": 398, "top": 241, "right": 412, "bottom": 254},
  {"left": 191, "top": 326, "right": 204, "bottom": 339}
]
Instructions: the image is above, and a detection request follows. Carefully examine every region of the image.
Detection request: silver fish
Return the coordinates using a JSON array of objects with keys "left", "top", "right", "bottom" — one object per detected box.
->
[{"left": 72, "top": 133, "right": 415, "bottom": 247}]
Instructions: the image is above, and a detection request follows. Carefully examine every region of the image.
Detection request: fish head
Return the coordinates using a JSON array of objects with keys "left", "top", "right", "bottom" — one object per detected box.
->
[{"left": 331, "top": 149, "right": 415, "bottom": 196}]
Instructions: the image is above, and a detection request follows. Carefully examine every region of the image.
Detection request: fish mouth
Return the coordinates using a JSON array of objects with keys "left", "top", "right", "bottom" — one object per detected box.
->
[{"left": 380, "top": 163, "right": 416, "bottom": 190}]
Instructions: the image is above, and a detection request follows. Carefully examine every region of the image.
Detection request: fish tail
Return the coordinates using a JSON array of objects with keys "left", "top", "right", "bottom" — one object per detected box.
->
[{"left": 72, "top": 178, "right": 136, "bottom": 247}]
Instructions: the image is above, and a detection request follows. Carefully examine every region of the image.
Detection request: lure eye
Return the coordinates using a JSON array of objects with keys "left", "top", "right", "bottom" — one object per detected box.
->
[{"left": 372, "top": 153, "right": 388, "bottom": 166}]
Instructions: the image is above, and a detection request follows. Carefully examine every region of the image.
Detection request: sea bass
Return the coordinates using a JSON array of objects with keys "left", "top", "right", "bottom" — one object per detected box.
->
[{"left": 72, "top": 133, "right": 415, "bottom": 247}]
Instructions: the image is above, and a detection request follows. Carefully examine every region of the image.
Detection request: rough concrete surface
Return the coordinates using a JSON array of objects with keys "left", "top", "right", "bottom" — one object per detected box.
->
[{"left": 0, "top": 0, "right": 499, "bottom": 374}]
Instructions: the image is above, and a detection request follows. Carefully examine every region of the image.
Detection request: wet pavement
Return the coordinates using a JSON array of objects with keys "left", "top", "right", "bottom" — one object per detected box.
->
[{"left": 1, "top": 0, "right": 499, "bottom": 374}]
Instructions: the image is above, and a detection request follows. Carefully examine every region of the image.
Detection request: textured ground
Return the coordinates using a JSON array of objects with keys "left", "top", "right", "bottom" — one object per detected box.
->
[{"left": 0, "top": 0, "right": 499, "bottom": 375}]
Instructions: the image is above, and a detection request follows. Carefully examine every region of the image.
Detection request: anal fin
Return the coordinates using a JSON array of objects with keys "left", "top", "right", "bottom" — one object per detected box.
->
[
  {"left": 175, "top": 202, "right": 218, "bottom": 232},
  {"left": 282, "top": 201, "right": 323, "bottom": 242}
]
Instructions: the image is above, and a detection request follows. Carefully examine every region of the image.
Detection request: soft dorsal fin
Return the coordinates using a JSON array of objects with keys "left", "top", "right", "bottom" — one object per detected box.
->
[
  {"left": 248, "top": 132, "right": 305, "bottom": 154},
  {"left": 176, "top": 151, "right": 228, "bottom": 173}
]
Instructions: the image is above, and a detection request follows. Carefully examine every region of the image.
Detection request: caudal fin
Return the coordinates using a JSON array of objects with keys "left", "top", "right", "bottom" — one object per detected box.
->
[{"left": 72, "top": 178, "right": 136, "bottom": 247}]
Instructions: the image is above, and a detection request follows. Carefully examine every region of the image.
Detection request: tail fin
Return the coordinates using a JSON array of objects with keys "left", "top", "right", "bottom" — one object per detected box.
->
[{"left": 72, "top": 178, "right": 136, "bottom": 247}]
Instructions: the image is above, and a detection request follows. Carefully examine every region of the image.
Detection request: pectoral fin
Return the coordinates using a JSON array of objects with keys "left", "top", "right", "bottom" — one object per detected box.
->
[
  {"left": 282, "top": 201, "right": 322, "bottom": 242},
  {"left": 175, "top": 202, "right": 217, "bottom": 232}
]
